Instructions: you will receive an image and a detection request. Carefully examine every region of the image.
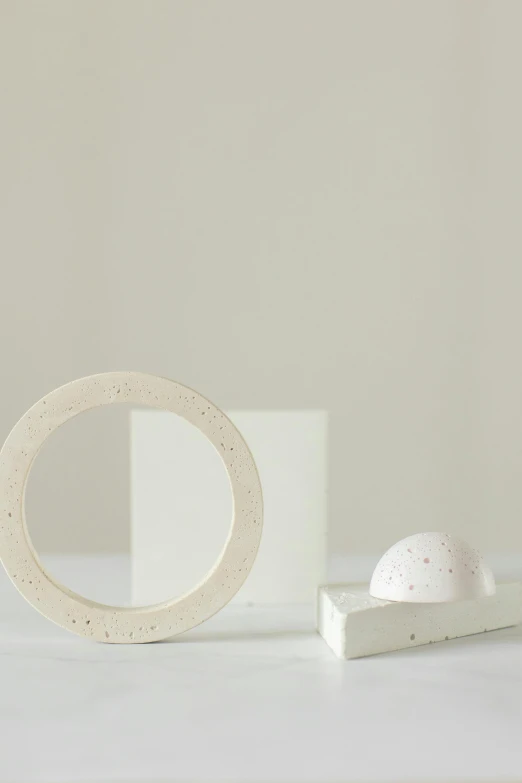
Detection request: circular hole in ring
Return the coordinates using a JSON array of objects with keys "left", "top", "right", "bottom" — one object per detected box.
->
[{"left": 25, "top": 403, "right": 232, "bottom": 608}]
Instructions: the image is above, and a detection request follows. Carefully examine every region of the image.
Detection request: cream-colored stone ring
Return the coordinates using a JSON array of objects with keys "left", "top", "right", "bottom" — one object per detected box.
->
[{"left": 0, "top": 372, "right": 263, "bottom": 643}]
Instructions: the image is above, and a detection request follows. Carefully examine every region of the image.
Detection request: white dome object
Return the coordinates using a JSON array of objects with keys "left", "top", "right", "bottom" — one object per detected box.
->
[{"left": 369, "top": 533, "right": 496, "bottom": 603}]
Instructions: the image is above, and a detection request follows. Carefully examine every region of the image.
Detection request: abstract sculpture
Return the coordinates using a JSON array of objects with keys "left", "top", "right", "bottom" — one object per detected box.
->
[{"left": 0, "top": 372, "right": 263, "bottom": 643}]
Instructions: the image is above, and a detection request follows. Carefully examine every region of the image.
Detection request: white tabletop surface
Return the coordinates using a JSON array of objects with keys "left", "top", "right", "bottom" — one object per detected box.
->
[{"left": 1, "top": 557, "right": 522, "bottom": 783}]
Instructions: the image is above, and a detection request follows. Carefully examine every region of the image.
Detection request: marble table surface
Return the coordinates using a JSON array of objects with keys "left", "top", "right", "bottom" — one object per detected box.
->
[{"left": 1, "top": 557, "right": 522, "bottom": 783}]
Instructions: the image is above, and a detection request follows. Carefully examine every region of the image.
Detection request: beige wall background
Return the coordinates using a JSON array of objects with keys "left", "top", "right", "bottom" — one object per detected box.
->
[{"left": 1, "top": 1, "right": 522, "bottom": 557}]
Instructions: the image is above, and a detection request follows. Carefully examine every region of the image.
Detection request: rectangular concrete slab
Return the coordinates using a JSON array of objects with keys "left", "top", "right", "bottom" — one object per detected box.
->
[{"left": 318, "top": 582, "right": 522, "bottom": 659}]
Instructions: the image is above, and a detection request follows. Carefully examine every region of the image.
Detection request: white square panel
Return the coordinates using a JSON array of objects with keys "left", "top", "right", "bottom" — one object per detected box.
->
[{"left": 131, "top": 410, "right": 328, "bottom": 605}]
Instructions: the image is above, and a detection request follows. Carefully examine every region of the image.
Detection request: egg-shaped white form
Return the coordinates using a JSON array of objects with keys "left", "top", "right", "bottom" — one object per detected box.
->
[{"left": 369, "top": 532, "right": 495, "bottom": 603}]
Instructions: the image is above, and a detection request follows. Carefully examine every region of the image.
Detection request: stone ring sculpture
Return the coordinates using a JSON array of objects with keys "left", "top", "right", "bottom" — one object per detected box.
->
[{"left": 0, "top": 372, "right": 263, "bottom": 643}]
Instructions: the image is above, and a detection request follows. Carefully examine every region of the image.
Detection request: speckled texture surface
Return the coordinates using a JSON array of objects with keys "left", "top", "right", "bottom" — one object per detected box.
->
[
  {"left": 369, "top": 532, "right": 496, "bottom": 603},
  {"left": 0, "top": 372, "right": 263, "bottom": 643},
  {"left": 318, "top": 582, "right": 522, "bottom": 659}
]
